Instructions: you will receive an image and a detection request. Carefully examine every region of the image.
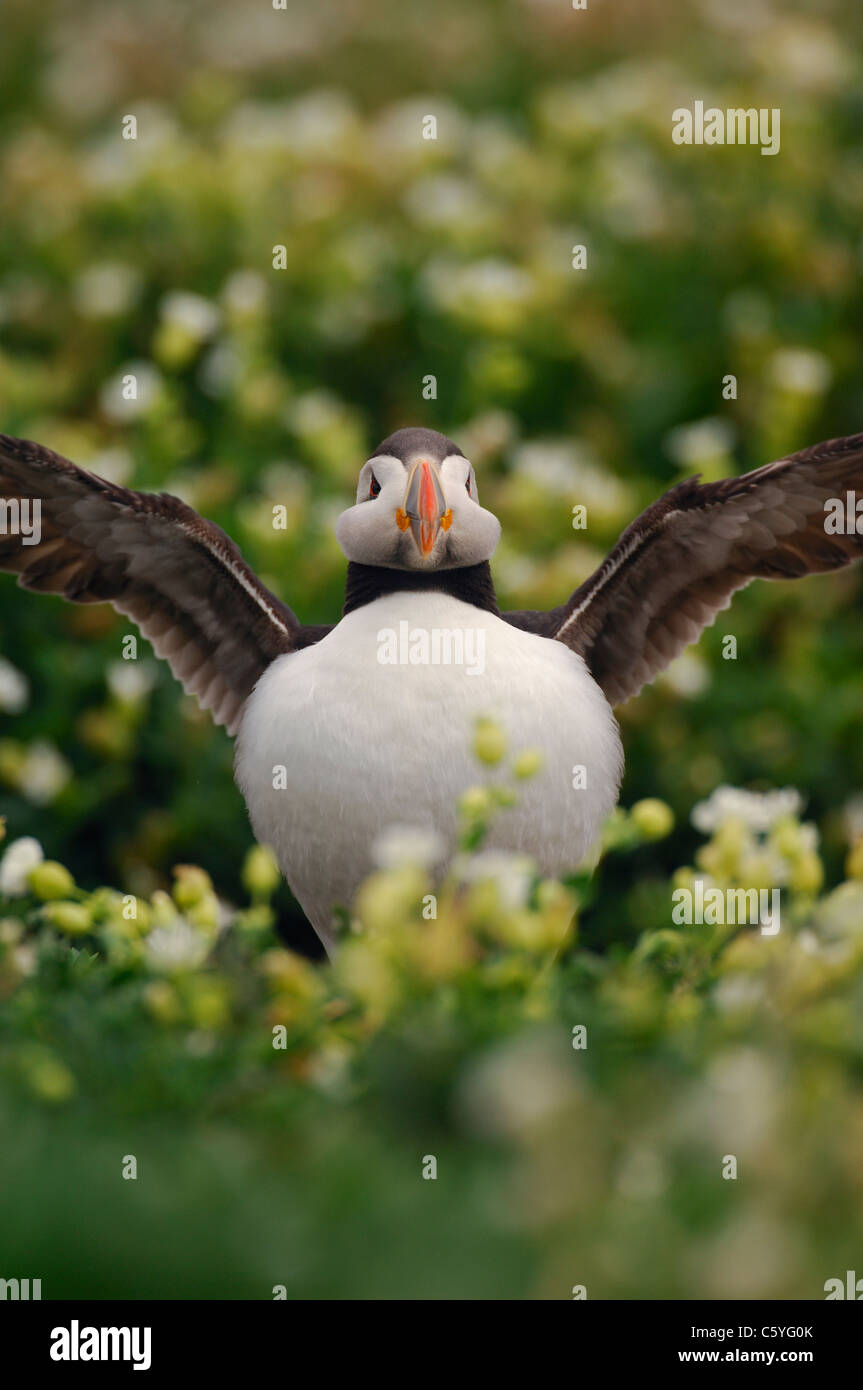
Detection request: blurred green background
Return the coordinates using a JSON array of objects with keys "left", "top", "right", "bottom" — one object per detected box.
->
[{"left": 1, "top": 0, "right": 863, "bottom": 1300}]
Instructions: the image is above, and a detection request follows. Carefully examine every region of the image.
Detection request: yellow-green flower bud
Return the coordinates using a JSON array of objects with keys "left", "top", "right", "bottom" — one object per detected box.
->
[
  {"left": 790, "top": 849, "right": 823, "bottom": 896},
  {"left": 473, "top": 717, "right": 507, "bottom": 766},
  {"left": 153, "top": 320, "right": 198, "bottom": 369},
  {"left": 42, "top": 901, "right": 91, "bottom": 935},
  {"left": 28, "top": 860, "right": 75, "bottom": 901},
  {"left": 186, "top": 892, "right": 221, "bottom": 935},
  {"left": 355, "top": 867, "right": 423, "bottom": 935},
  {"left": 25, "top": 1049, "right": 76, "bottom": 1103},
  {"left": 260, "top": 948, "right": 321, "bottom": 1000},
  {"left": 0, "top": 740, "right": 26, "bottom": 785},
  {"left": 130, "top": 898, "right": 152, "bottom": 933},
  {"left": 535, "top": 879, "right": 577, "bottom": 949},
  {"left": 144, "top": 980, "right": 183, "bottom": 1025},
  {"left": 172, "top": 864, "right": 212, "bottom": 910},
  {"left": 236, "top": 905, "right": 275, "bottom": 933},
  {"left": 846, "top": 838, "right": 863, "bottom": 883},
  {"left": 512, "top": 748, "right": 544, "bottom": 780},
  {"left": 150, "top": 890, "right": 178, "bottom": 927},
  {"left": 242, "top": 844, "right": 281, "bottom": 900},
  {"left": 630, "top": 799, "right": 674, "bottom": 841},
  {"left": 464, "top": 878, "right": 502, "bottom": 926},
  {"left": 459, "top": 786, "right": 493, "bottom": 820},
  {"left": 672, "top": 866, "right": 697, "bottom": 894},
  {"left": 187, "top": 978, "right": 230, "bottom": 1030},
  {"left": 771, "top": 817, "right": 803, "bottom": 861}
]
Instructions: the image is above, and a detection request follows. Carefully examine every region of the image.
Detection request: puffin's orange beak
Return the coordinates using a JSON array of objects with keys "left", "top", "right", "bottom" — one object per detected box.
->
[{"left": 396, "top": 458, "right": 453, "bottom": 557}]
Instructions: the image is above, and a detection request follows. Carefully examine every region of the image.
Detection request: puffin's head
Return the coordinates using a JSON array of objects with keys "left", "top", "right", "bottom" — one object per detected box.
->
[{"left": 335, "top": 427, "right": 501, "bottom": 571}]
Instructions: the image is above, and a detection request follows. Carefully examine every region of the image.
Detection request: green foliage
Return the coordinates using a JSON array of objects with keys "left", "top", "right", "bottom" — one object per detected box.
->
[
  {"left": 2, "top": 0, "right": 863, "bottom": 935},
  {"left": 2, "top": 781, "right": 863, "bottom": 1298},
  {"left": 2, "top": 0, "right": 863, "bottom": 1298}
]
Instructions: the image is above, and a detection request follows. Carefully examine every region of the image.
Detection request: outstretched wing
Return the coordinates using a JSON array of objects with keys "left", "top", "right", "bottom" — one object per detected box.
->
[
  {"left": 504, "top": 432, "right": 863, "bottom": 707},
  {"left": 0, "top": 433, "right": 327, "bottom": 734}
]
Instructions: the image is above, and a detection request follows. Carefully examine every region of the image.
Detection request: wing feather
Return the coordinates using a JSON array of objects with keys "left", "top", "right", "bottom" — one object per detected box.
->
[
  {"left": 0, "top": 433, "right": 320, "bottom": 734},
  {"left": 505, "top": 432, "right": 863, "bottom": 706}
]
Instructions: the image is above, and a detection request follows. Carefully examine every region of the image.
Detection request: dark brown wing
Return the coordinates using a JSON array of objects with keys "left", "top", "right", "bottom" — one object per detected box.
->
[
  {"left": 0, "top": 433, "right": 326, "bottom": 734},
  {"left": 504, "top": 431, "right": 863, "bottom": 707}
]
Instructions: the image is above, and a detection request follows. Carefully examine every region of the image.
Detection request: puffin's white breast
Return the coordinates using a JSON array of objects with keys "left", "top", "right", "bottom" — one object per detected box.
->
[{"left": 234, "top": 592, "right": 622, "bottom": 945}]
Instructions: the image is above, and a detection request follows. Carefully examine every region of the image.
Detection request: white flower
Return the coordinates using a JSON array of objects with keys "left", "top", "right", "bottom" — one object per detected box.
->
[
  {"left": 797, "top": 823, "right": 819, "bottom": 854},
  {"left": 813, "top": 882, "right": 863, "bottom": 943},
  {"left": 0, "top": 837, "right": 44, "bottom": 895},
  {"left": 99, "top": 361, "right": 163, "bottom": 422},
  {"left": 283, "top": 91, "right": 357, "bottom": 156},
  {"left": 511, "top": 439, "right": 634, "bottom": 523},
  {"left": 73, "top": 262, "right": 141, "bottom": 319},
  {"left": 677, "top": 1048, "right": 780, "bottom": 1157},
  {"left": 19, "top": 741, "right": 71, "bottom": 805},
  {"left": 425, "top": 258, "right": 533, "bottom": 314},
  {"left": 372, "top": 825, "right": 445, "bottom": 872},
  {"left": 457, "top": 1032, "right": 578, "bottom": 1141},
  {"left": 85, "top": 448, "right": 133, "bottom": 485},
  {"left": 614, "top": 1145, "right": 667, "bottom": 1200},
  {"left": 713, "top": 975, "right": 766, "bottom": 1014},
  {"left": 491, "top": 550, "right": 538, "bottom": 593},
  {"left": 373, "top": 98, "right": 466, "bottom": 160},
  {"left": 698, "top": 0, "right": 774, "bottom": 36},
  {"left": 13, "top": 944, "right": 37, "bottom": 976},
  {"left": 692, "top": 785, "right": 803, "bottom": 835},
  {"left": 709, "top": 1048, "right": 778, "bottom": 1112},
  {"left": 290, "top": 389, "right": 343, "bottom": 435},
  {"left": 841, "top": 794, "right": 863, "bottom": 842},
  {"left": 107, "top": 660, "right": 157, "bottom": 703},
  {"left": 739, "top": 844, "right": 791, "bottom": 888},
  {"left": 83, "top": 106, "right": 178, "bottom": 190},
  {"left": 222, "top": 270, "right": 267, "bottom": 315},
  {"left": 403, "top": 175, "right": 486, "bottom": 229},
  {"left": 199, "top": 343, "right": 240, "bottom": 397},
  {"left": 769, "top": 347, "right": 832, "bottom": 396},
  {"left": 658, "top": 651, "right": 710, "bottom": 699},
  {"left": 0, "top": 658, "right": 29, "bottom": 714},
  {"left": 144, "top": 921, "right": 210, "bottom": 973},
  {"left": 160, "top": 291, "right": 220, "bottom": 341},
  {"left": 454, "top": 409, "right": 517, "bottom": 462},
  {"left": 454, "top": 850, "right": 536, "bottom": 910},
  {"left": 796, "top": 929, "right": 822, "bottom": 956},
  {"left": 797, "top": 926, "right": 855, "bottom": 965},
  {"left": 766, "top": 23, "right": 850, "bottom": 93},
  {"left": 598, "top": 147, "right": 667, "bottom": 240},
  {"left": 306, "top": 1042, "right": 352, "bottom": 1096},
  {"left": 665, "top": 417, "right": 734, "bottom": 468}
]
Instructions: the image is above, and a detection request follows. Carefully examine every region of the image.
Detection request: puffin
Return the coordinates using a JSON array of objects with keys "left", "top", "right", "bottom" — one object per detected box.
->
[{"left": 1, "top": 424, "right": 862, "bottom": 951}]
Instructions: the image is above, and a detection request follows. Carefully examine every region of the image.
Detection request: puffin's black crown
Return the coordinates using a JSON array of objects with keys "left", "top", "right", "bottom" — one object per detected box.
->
[{"left": 372, "top": 426, "right": 465, "bottom": 465}]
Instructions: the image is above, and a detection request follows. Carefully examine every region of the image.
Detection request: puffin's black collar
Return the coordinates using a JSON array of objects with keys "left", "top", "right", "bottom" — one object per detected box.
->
[{"left": 343, "top": 561, "right": 500, "bottom": 617}]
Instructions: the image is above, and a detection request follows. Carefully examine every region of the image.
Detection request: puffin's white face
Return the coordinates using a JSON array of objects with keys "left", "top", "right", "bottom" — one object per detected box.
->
[{"left": 335, "top": 447, "right": 501, "bottom": 571}]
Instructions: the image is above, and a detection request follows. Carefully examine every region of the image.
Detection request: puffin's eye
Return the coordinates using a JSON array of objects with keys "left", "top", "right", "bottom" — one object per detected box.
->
[
  {"left": 368, "top": 473, "right": 381, "bottom": 499},
  {"left": 465, "top": 476, "right": 472, "bottom": 496}
]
